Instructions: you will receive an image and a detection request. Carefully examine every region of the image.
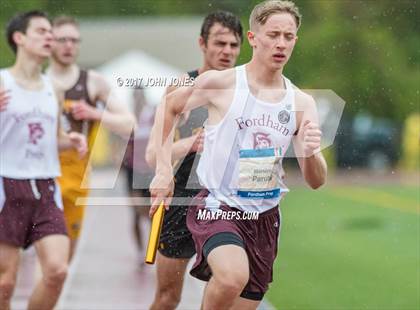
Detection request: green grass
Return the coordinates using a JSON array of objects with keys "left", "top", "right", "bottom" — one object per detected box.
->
[{"left": 266, "top": 185, "right": 419, "bottom": 310}]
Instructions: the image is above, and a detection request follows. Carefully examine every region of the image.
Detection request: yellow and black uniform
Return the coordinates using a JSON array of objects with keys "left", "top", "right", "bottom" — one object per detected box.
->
[{"left": 58, "top": 70, "right": 98, "bottom": 240}]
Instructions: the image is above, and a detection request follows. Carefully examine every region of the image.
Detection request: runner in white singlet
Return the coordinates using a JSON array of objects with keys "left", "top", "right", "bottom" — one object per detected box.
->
[
  {"left": 0, "top": 11, "right": 87, "bottom": 310},
  {"left": 149, "top": 1, "right": 328, "bottom": 309}
]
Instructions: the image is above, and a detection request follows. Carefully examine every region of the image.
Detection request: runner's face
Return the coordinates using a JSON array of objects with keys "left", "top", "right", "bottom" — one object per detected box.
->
[
  {"left": 17, "top": 17, "right": 53, "bottom": 59},
  {"left": 200, "top": 23, "right": 241, "bottom": 70},
  {"left": 250, "top": 13, "right": 298, "bottom": 70},
  {"left": 52, "top": 24, "right": 80, "bottom": 65}
]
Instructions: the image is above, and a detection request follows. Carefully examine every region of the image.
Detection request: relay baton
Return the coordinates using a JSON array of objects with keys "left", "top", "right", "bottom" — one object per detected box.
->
[{"left": 145, "top": 201, "right": 165, "bottom": 264}]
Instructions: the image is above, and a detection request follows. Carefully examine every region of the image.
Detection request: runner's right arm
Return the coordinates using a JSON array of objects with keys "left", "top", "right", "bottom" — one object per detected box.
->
[
  {"left": 53, "top": 85, "right": 88, "bottom": 157},
  {"left": 146, "top": 127, "right": 204, "bottom": 169},
  {"left": 74, "top": 70, "right": 136, "bottom": 138},
  {"left": 145, "top": 75, "right": 204, "bottom": 169},
  {"left": 148, "top": 71, "right": 216, "bottom": 215}
]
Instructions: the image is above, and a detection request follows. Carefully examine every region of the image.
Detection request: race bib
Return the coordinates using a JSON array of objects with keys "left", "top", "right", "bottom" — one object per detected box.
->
[{"left": 237, "top": 147, "right": 282, "bottom": 199}]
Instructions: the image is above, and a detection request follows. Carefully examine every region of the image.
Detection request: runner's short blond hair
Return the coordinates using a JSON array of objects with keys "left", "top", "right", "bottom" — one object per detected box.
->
[
  {"left": 250, "top": 0, "right": 301, "bottom": 31},
  {"left": 52, "top": 15, "right": 78, "bottom": 28}
]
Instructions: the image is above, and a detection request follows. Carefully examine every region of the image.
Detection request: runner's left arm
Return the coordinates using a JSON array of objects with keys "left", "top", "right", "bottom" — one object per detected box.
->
[
  {"left": 0, "top": 76, "right": 10, "bottom": 112},
  {"left": 292, "top": 90, "right": 327, "bottom": 189}
]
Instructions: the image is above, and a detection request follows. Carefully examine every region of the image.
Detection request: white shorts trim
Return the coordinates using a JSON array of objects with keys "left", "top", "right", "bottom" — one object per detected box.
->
[
  {"left": 53, "top": 180, "right": 64, "bottom": 210},
  {"left": 0, "top": 177, "right": 5, "bottom": 214}
]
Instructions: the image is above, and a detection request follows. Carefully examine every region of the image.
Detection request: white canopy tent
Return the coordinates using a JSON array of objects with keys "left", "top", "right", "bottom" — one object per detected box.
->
[{"left": 89, "top": 50, "right": 182, "bottom": 166}]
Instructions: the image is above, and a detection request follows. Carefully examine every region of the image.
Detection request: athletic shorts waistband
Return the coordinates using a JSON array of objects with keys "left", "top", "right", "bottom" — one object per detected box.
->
[{"left": 218, "top": 201, "right": 279, "bottom": 218}]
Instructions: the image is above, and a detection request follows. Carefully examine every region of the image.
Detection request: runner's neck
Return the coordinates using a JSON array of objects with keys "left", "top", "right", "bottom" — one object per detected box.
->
[
  {"left": 198, "top": 65, "right": 209, "bottom": 75},
  {"left": 47, "top": 62, "right": 80, "bottom": 91},
  {"left": 246, "top": 59, "right": 285, "bottom": 88},
  {"left": 10, "top": 54, "right": 43, "bottom": 82},
  {"left": 49, "top": 61, "right": 79, "bottom": 78}
]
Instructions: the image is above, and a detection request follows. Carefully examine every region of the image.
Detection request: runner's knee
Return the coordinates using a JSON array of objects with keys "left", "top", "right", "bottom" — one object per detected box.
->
[
  {"left": 0, "top": 276, "right": 16, "bottom": 300},
  {"left": 156, "top": 284, "right": 182, "bottom": 309},
  {"left": 43, "top": 262, "right": 68, "bottom": 287},
  {"left": 213, "top": 267, "right": 249, "bottom": 295}
]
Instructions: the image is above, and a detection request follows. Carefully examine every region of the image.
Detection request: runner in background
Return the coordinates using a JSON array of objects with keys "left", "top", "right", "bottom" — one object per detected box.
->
[
  {"left": 0, "top": 11, "right": 87, "bottom": 309},
  {"left": 47, "top": 15, "right": 136, "bottom": 259}
]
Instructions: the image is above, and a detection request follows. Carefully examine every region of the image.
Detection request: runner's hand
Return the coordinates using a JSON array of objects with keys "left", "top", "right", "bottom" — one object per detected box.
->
[
  {"left": 69, "top": 131, "right": 88, "bottom": 158},
  {"left": 71, "top": 100, "right": 101, "bottom": 121},
  {"left": 0, "top": 88, "right": 11, "bottom": 112},
  {"left": 149, "top": 172, "right": 174, "bottom": 217},
  {"left": 302, "top": 120, "right": 322, "bottom": 157},
  {"left": 189, "top": 129, "right": 205, "bottom": 153}
]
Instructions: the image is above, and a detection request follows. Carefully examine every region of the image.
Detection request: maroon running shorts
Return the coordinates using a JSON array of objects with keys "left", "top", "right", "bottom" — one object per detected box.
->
[
  {"left": 187, "top": 189, "right": 281, "bottom": 300},
  {"left": 0, "top": 177, "right": 68, "bottom": 249}
]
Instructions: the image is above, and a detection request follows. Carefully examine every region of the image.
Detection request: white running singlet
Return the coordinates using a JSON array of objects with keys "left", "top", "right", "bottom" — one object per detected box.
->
[
  {"left": 197, "top": 65, "right": 297, "bottom": 213},
  {"left": 0, "top": 69, "right": 61, "bottom": 179}
]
